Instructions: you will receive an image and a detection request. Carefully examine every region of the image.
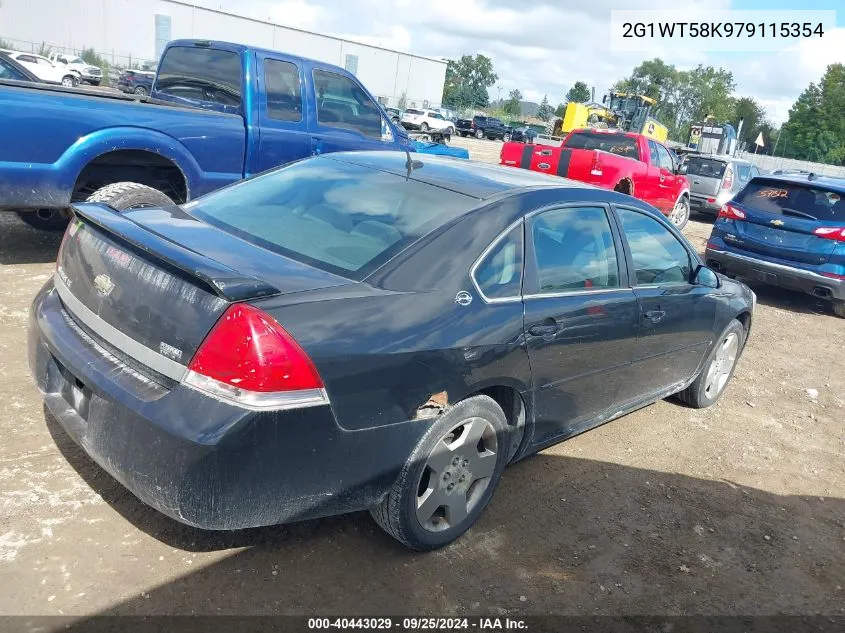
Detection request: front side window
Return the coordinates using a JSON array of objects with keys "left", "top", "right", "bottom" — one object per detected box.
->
[
  {"left": 618, "top": 208, "right": 692, "bottom": 285},
  {"left": 156, "top": 46, "right": 242, "bottom": 107},
  {"left": 531, "top": 207, "right": 620, "bottom": 294},
  {"left": 0, "top": 57, "right": 27, "bottom": 81},
  {"left": 313, "top": 69, "right": 381, "bottom": 139},
  {"left": 647, "top": 140, "right": 660, "bottom": 166},
  {"left": 264, "top": 59, "right": 302, "bottom": 122},
  {"left": 655, "top": 144, "right": 674, "bottom": 171},
  {"left": 474, "top": 225, "right": 524, "bottom": 300}
]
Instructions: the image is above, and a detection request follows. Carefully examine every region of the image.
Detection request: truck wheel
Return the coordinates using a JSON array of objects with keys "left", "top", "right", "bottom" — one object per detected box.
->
[
  {"left": 134, "top": 86, "right": 148, "bottom": 96},
  {"left": 86, "top": 182, "right": 174, "bottom": 211},
  {"left": 370, "top": 395, "right": 510, "bottom": 550},
  {"left": 475, "top": 129, "right": 484, "bottom": 139},
  {"left": 502, "top": 133, "right": 511, "bottom": 142},
  {"left": 668, "top": 196, "right": 690, "bottom": 230},
  {"left": 61, "top": 75, "right": 78, "bottom": 88},
  {"left": 17, "top": 209, "right": 70, "bottom": 231}
]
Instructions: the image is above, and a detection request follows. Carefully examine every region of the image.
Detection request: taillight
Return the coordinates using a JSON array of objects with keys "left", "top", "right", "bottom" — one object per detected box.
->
[
  {"left": 590, "top": 153, "right": 603, "bottom": 177},
  {"left": 813, "top": 227, "right": 845, "bottom": 242},
  {"left": 185, "top": 303, "right": 327, "bottom": 410},
  {"left": 718, "top": 203, "right": 746, "bottom": 221},
  {"left": 722, "top": 167, "right": 733, "bottom": 190}
]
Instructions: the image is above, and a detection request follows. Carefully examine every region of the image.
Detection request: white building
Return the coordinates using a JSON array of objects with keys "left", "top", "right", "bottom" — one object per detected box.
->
[{"left": 0, "top": 0, "right": 446, "bottom": 108}]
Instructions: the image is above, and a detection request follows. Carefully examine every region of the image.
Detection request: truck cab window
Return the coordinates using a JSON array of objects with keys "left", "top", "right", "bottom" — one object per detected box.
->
[
  {"left": 313, "top": 69, "right": 381, "bottom": 139},
  {"left": 156, "top": 46, "right": 242, "bottom": 108},
  {"left": 264, "top": 59, "right": 302, "bottom": 122}
]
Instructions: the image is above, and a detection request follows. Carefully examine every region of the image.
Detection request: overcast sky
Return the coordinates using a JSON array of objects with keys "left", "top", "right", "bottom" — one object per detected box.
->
[{"left": 201, "top": 0, "right": 844, "bottom": 125}]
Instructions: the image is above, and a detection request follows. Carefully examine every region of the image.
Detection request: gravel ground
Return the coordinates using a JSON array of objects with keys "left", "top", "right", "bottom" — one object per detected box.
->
[{"left": 0, "top": 140, "right": 843, "bottom": 617}]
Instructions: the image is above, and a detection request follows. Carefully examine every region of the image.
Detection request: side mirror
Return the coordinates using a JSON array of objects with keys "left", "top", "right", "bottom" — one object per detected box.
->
[
  {"left": 692, "top": 264, "right": 720, "bottom": 288},
  {"left": 677, "top": 163, "right": 688, "bottom": 175}
]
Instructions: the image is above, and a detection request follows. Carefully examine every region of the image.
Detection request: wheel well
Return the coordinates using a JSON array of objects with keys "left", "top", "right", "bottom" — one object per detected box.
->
[
  {"left": 614, "top": 178, "right": 633, "bottom": 196},
  {"left": 475, "top": 385, "right": 528, "bottom": 457},
  {"left": 735, "top": 310, "right": 752, "bottom": 347},
  {"left": 72, "top": 150, "right": 188, "bottom": 204}
]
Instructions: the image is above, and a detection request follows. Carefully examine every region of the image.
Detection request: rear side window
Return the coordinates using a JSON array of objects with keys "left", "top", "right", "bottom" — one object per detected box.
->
[
  {"left": 684, "top": 157, "right": 727, "bottom": 178},
  {"left": 531, "top": 207, "right": 620, "bottom": 294},
  {"left": 566, "top": 132, "right": 639, "bottom": 160},
  {"left": 184, "top": 157, "right": 476, "bottom": 279},
  {"left": 474, "top": 225, "right": 524, "bottom": 300},
  {"left": 735, "top": 180, "right": 845, "bottom": 221},
  {"left": 264, "top": 59, "right": 302, "bottom": 122},
  {"left": 314, "top": 69, "right": 382, "bottom": 139},
  {"left": 156, "top": 46, "right": 242, "bottom": 107},
  {"left": 736, "top": 164, "right": 752, "bottom": 183}
]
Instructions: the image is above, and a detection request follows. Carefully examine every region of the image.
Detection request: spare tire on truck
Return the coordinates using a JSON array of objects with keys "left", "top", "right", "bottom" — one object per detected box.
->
[{"left": 85, "top": 182, "right": 175, "bottom": 210}]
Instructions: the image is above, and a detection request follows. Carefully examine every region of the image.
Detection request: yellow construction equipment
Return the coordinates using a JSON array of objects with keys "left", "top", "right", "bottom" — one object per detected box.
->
[{"left": 548, "top": 91, "right": 668, "bottom": 142}]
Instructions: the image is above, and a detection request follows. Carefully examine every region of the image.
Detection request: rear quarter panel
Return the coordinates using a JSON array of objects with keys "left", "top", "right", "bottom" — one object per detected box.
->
[{"left": 0, "top": 83, "right": 245, "bottom": 208}]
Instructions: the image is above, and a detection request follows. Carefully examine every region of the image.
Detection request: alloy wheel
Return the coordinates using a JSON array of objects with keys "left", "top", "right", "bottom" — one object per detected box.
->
[
  {"left": 669, "top": 198, "right": 690, "bottom": 228},
  {"left": 415, "top": 417, "right": 498, "bottom": 532},
  {"left": 704, "top": 332, "right": 739, "bottom": 399}
]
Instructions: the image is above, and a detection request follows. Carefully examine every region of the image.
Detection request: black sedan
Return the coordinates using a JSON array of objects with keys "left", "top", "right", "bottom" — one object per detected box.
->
[{"left": 29, "top": 152, "right": 754, "bottom": 550}]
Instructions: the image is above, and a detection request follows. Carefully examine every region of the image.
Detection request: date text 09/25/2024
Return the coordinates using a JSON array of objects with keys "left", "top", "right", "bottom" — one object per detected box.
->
[{"left": 307, "top": 618, "right": 528, "bottom": 630}]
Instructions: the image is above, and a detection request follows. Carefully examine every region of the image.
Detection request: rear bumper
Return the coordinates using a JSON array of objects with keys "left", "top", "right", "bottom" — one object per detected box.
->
[
  {"left": 689, "top": 194, "right": 721, "bottom": 215},
  {"left": 705, "top": 247, "right": 845, "bottom": 301},
  {"left": 29, "top": 282, "right": 426, "bottom": 530}
]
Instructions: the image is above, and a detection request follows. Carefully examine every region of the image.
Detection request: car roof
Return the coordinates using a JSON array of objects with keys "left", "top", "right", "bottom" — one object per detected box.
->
[
  {"left": 752, "top": 172, "right": 845, "bottom": 192},
  {"left": 326, "top": 151, "right": 594, "bottom": 200}
]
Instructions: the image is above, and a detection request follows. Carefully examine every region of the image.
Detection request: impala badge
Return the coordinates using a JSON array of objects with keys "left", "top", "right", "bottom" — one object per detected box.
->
[
  {"left": 93, "top": 274, "right": 115, "bottom": 296},
  {"left": 770, "top": 219, "right": 785, "bottom": 227}
]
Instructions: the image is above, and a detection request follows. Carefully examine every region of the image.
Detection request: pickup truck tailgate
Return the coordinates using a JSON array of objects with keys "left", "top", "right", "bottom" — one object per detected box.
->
[{"left": 500, "top": 142, "right": 595, "bottom": 180}]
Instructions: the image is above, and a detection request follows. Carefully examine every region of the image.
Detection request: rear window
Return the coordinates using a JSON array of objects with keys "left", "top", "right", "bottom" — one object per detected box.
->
[
  {"left": 566, "top": 132, "right": 639, "bottom": 160},
  {"left": 735, "top": 179, "right": 845, "bottom": 222},
  {"left": 184, "top": 157, "right": 477, "bottom": 279},
  {"left": 156, "top": 46, "right": 242, "bottom": 107},
  {"left": 684, "top": 157, "right": 727, "bottom": 179},
  {"left": 405, "top": 108, "right": 423, "bottom": 115}
]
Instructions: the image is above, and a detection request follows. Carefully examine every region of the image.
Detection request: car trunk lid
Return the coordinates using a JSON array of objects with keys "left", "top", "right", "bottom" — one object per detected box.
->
[
  {"left": 56, "top": 203, "right": 349, "bottom": 376},
  {"left": 729, "top": 179, "right": 844, "bottom": 265}
]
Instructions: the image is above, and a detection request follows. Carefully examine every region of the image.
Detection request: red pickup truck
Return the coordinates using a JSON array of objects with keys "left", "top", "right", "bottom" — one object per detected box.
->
[{"left": 500, "top": 129, "right": 691, "bottom": 229}]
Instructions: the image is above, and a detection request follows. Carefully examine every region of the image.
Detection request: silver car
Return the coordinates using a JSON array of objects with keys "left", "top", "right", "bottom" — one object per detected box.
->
[{"left": 680, "top": 155, "right": 761, "bottom": 216}]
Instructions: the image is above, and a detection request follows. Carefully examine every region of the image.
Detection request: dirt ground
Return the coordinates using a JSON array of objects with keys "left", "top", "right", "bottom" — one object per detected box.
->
[{"left": 0, "top": 138, "right": 843, "bottom": 618}]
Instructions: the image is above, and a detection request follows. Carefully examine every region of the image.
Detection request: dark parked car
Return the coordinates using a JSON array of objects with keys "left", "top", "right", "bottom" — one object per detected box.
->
[
  {"left": 116, "top": 69, "right": 155, "bottom": 95},
  {"left": 680, "top": 155, "right": 760, "bottom": 216},
  {"left": 456, "top": 115, "right": 513, "bottom": 140},
  {"left": 706, "top": 173, "right": 845, "bottom": 317},
  {"left": 30, "top": 152, "right": 754, "bottom": 550},
  {"left": 0, "top": 51, "right": 40, "bottom": 83},
  {"left": 510, "top": 126, "right": 538, "bottom": 143}
]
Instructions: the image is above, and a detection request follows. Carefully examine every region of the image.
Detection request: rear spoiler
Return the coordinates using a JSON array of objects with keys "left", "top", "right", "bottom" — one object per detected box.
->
[{"left": 70, "top": 202, "right": 281, "bottom": 302}]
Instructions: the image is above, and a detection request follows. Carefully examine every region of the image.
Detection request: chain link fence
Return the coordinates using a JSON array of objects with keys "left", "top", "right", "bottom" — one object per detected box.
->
[{"left": 736, "top": 151, "right": 845, "bottom": 178}]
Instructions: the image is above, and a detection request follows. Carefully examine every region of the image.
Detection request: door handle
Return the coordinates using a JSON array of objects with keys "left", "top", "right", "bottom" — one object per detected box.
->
[
  {"left": 528, "top": 322, "right": 561, "bottom": 336},
  {"left": 644, "top": 309, "right": 666, "bottom": 323}
]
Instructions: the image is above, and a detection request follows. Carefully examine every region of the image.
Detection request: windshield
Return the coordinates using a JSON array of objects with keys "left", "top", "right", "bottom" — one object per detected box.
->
[
  {"left": 735, "top": 179, "right": 845, "bottom": 222},
  {"left": 684, "top": 157, "right": 727, "bottom": 179},
  {"left": 66, "top": 56, "right": 85, "bottom": 64},
  {"left": 566, "top": 132, "right": 639, "bottom": 159},
  {"left": 184, "top": 157, "right": 477, "bottom": 279}
]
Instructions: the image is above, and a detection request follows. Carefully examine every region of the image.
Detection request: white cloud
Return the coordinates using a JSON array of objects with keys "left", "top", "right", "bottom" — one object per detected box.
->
[{"left": 202, "top": 0, "right": 841, "bottom": 124}]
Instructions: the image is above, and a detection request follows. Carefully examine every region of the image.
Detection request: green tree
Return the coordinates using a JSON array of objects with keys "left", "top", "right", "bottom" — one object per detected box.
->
[
  {"left": 565, "top": 81, "right": 590, "bottom": 103},
  {"left": 554, "top": 103, "right": 566, "bottom": 117},
  {"left": 442, "top": 54, "right": 498, "bottom": 109},
  {"left": 537, "top": 94, "right": 553, "bottom": 121},
  {"left": 503, "top": 89, "right": 522, "bottom": 116},
  {"left": 780, "top": 64, "right": 845, "bottom": 165}
]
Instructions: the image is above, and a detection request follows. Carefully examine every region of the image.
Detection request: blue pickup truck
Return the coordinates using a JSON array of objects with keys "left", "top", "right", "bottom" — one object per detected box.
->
[{"left": 0, "top": 40, "right": 412, "bottom": 230}]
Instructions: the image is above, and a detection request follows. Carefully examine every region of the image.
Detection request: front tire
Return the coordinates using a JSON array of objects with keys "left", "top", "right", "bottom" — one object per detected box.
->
[
  {"left": 17, "top": 209, "right": 70, "bottom": 231},
  {"left": 61, "top": 75, "right": 77, "bottom": 88},
  {"left": 134, "top": 86, "right": 148, "bottom": 96},
  {"left": 502, "top": 133, "right": 511, "bottom": 142},
  {"left": 370, "top": 395, "right": 509, "bottom": 551},
  {"left": 677, "top": 319, "right": 745, "bottom": 408},
  {"left": 420, "top": 122, "right": 429, "bottom": 132},
  {"left": 669, "top": 196, "right": 691, "bottom": 230},
  {"left": 86, "top": 182, "right": 174, "bottom": 211},
  {"left": 475, "top": 129, "right": 484, "bottom": 139}
]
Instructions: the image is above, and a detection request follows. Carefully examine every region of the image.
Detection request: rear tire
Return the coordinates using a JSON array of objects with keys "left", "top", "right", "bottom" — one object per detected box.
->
[
  {"left": 370, "top": 395, "right": 510, "bottom": 551},
  {"left": 134, "top": 86, "right": 148, "bottom": 96},
  {"left": 17, "top": 209, "right": 70, "bottom": 231},
  {"left": 677, "top": 319, "right": 745, "bottom": 408},
  {"left": 668, "top": 196, "right": 691, "bottom": 230},
  {"left": 61, "top": 75, "right": 78, "bottom": 88},
  {"left": 502, "top": 133, "right": 511, "bottom": 142},
  {"left": 420, "top": 122, "right": 429, "bottom": 132},
  {"left": 475, "top": 129, "right": 484, "bottom": 139},
  {"left": 832, "top": 301, "right": 845, "bottom": 319},
  {"left": 86, "top": 182, "right": 174, "bottom": 211}
]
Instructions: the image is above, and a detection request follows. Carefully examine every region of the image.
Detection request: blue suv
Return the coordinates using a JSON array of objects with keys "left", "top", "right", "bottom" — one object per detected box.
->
[{"left": 705, "top": 173, "right": 845, "bottom": 317}]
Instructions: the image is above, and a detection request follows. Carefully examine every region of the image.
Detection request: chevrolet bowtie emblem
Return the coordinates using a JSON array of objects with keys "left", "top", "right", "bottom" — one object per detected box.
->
[
  {"left": 770, "top": 219, "right": 785, "bottom": 227},
  {"left": 94, "top": 274, "right": 115, "bottom": 296}
]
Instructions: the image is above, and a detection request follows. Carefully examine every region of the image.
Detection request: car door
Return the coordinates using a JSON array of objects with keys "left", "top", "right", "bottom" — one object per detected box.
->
[
  {"left": 655, "top": 143, "right": 679, "bottom": 212},
  {"left": 642, "top": 140, "right": 665, "bottom": 208},
  {"left": 307, "top": 63, "right": 393, "bottom": 156},
  {"left": 248, "top": 54, "right": 310, "bottom": 175},
  {"left": 522, "top": 204, "right": 640, "bottom": 444},
  {"left": 14, "top": 55, "right": 40, "bottom": 76},
  {"left": 614, "top": 206, "right": 717, "bottom": 403}
]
